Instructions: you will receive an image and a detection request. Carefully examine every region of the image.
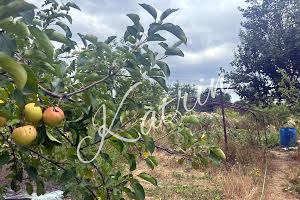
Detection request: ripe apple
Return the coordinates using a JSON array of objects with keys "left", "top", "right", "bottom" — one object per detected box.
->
[
  {"left": 0, "top": 116, "right": 7, "bottom": 127},
  {"left": 43, "top": 106, "right": 64, "bottom": 126},
  {"left": 24, "top": 103, "right": 42, "bottom": 124},
  {"left": 12, "top": 125, "right": 37, "bottom": 145}
]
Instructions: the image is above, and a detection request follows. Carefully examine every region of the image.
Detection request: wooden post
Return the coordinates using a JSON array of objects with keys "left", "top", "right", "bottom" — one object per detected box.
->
[{"left": 219, "top": 89, "right": 228, "bottom": 151}]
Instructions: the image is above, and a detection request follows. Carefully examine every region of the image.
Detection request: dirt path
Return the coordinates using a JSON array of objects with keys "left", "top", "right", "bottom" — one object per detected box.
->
[{"left": 264, "top": 149, "right": 299, "bottom": 200}]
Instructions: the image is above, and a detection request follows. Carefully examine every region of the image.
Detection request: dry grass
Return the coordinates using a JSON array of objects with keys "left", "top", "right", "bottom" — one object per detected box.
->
[
  {"left": 214, "top": 165, "right": 261, "bottom": 200},
  {"left": 134, "top": 149, "right": 264, "bottom": 200}
]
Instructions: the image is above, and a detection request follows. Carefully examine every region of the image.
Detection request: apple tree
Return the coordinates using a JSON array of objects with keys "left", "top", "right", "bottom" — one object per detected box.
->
[
  {"left": 0, "top": 1, "right": 227, "bottom": 199},
  {"left": 0, "top": 0, "right": 189, "bottom": 199}
]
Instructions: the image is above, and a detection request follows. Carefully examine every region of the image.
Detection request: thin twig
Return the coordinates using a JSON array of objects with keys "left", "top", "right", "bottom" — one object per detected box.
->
[{"left": 39, "top": 69, "right": 117, "bottom": 101}]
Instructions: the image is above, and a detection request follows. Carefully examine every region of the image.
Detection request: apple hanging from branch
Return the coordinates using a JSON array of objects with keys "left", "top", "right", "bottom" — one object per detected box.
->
[
  {"left": 42, "top": 107, "right": 65, "bottom": 127},
  {"left": 11, "top": 125, "right": 37, "bottom": 145},
  {"left": 24, "top": 103, "right": 43, "bottom": 124}
]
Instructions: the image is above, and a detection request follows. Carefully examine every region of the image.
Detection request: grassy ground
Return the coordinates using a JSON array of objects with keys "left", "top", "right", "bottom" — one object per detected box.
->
[{"left": 135, "top": 149, "right": 264, "bottom": 200}]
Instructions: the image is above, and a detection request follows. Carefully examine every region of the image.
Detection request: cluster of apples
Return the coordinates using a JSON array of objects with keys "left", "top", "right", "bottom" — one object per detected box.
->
[{"left": 0, "top": 103, "right": 64, "bottom": 146}]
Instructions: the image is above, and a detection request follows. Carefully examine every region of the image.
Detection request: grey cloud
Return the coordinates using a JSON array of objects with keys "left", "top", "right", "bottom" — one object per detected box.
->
[{"left": 27, "top": 0, "right": 246, "bottom": 87}]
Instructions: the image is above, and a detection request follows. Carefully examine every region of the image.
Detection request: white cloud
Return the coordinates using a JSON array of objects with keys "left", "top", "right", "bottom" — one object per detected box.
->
[
  {"left": 69, "top": 10, "right": 116, "bottom": 37},
  {"left": 180, "top": 43, "right": 235, "bottom": 65}
]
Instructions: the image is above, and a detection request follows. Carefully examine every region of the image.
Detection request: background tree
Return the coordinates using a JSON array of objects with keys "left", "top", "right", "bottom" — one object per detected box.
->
[{"left": 227, "top": 0, "right": 300, "bottom": 104}]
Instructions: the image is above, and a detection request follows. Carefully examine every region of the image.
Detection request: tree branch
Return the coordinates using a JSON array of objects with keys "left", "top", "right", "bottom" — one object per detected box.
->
[
  {"left": 65, "top": 75, "right": 110, "bottom": 98},
  {"left": 39, "top": 69, "right": 118, "bottom": 101}
]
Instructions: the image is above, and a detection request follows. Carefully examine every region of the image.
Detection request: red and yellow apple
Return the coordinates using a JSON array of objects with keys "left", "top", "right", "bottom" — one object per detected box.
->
[
  {"left": 0, "top": 116, "right": 7, "bottom": 127},
  {"left": 24, "top": 103, "right": 42, "bottom": 124},
  {"left": 12, "top": 125, "right": 37, "bottom": 145},
  {"left": 42, "top": 106, "right": 64, "bottom": 126}
]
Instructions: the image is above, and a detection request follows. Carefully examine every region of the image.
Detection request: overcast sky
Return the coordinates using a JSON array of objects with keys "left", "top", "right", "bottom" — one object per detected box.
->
[{"left": 28, "top": 0, "right": 247, "bottom": 100}]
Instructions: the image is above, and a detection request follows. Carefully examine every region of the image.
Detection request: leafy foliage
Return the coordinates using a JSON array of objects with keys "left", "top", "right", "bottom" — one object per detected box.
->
[{"left": 227, "top": 0, "right": 300, "bottom": 104}]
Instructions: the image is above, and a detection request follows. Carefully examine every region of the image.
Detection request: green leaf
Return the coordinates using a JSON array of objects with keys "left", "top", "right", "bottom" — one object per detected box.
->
[
  {"left": 151, "top": 76, "right": 168, "bottom": 91},
  {"left": 158, "top": 42, "right": 168, "bottom": 50},
  {"left": 24, "top": 49, "right": 47, "bottom": 60},
  {"left": 12, "top": 89, "right": 25, "bottom": 107},
  {"left": 105, "top": 36, "right": 116, "bottom": 44},
  {"left": 160, "top": 23, "right": 187, "bottom": 44},
  {"left": 96, "top": 41, "right": 111, "bottom": 54},
  {"left": 127, "top": 14, "right": 140, "bottom": 25},
  {"left": 160, "top": 8, "right": 179, "bottom": 21},
  {"left": 100, "top": 153, "right": 112, "bottom": 166},
  {"left": 138, "top": 172, "right": 158, "bottom": 186},
  {"left": 127, "top": 153, "right": 136, "bottom": 171},
  {"left": 143, "top": 136, "right": 155, "bottom": 154},
  {"left": 0, "top": 0, "right": 36, "bottom": 20},
  {"left": 156, "top": 61, "right": 170, "bottom": 77},
  {"left": 25, "top": 166, "right": 38, "bottom": 180},
  {"left": 133, "top": 51, "right": 151, "bottom": 70},
  {"left": 23, "top": 65, "right": 38, "bottom": 94},
  {"left": 36, "top": 180, "right": 45, "bottom": 196},
  {"left": 78, "top": 33, "right": 87, "bottom": 47},
  {"left": 131, "top": 181, "right": 145, "bottom": 200},
  {"left": 11, "top": 179, "right": 20, "bottom": 192},
  {"left": 29, "top": 26, "right": 54, "bottom": 59},
  {"left": 139, "top": 3, "right": 157, "bottom": 20},
  {"left": 109, "top": 139, "right": 124, "bottom": 152},
  {"left": 179, "top": 127, "right": 192, "bottom": 144},
  {"left": 197, "top": 154, "right": 209, "bottom": 166},
  {"left": 126, "top": 23, "right": 144, "bottom": 39},
  {"left": 173, "top": 40, "right": 183, "bottom": 48},
  {"left": 25, "top": 182, "right": 33, "bottom": 195},
  {"left": 0, "top": 52, "right": 27, "bottom": 90},
  {"left": 0, "top": 17, "right": 30, "bottom": 38},
  {"left": 210, "top": 147, "right": 226, "bottom": 161},
  {"left": 0, "top": 33, "right": 16, "bottom": 56},
  {"left": 65, "top": 2, "right": 81, "bottom": 10},
  {"left": 20, "top": 9, "right": 35, "bottom": 24},
  {"left": 124, "top": 187, "right": 136, "bottom": 199},
  {"left": 84, "top": 34, "right": 97, "bottom": 44},
  {"left": 0, "top": 151, "right": 10, "bottom": 166},
  {"left": 15, "top": 168, "right": 23, "bottom": 181},
  {"left": 60, "top": 167, "right": 76, "bottom": 183},
  {"left": 165, "top": 47, "right": 184, "bottom": 57},
  {"left": 148, "top": 23, "right": 161, "bottom": 36},
  {"left": 45, "top": 130, "right": 61, "bottom": 145},
  {"left": 145, "top": 156, "right": 158, "bottom": 170},
  {"left": 55, "top": 21, "right": 72, "bottom": 38},
  {"left": 147, "top": 33, "right": 166, "bottom": 41},
  {"left": 64, "top": 14, "right": 72, "bottom": 24},
  {"left": 46, "top": 29, "right": 73, "bottom": 47}
]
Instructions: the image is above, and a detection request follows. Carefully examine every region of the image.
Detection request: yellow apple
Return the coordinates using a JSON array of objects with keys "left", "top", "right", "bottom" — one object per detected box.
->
[
  {"left": 24, "top": 103, "right": 42, "bottom": 124},
  {"left": 42, "top": 106, "right": 64, "bottom": 126},
  {"left": 12, "top": 125, "right": 37, "bottom": 145},
  {"left": 0, "top": 116, "right": 7, "bottom": 127}
]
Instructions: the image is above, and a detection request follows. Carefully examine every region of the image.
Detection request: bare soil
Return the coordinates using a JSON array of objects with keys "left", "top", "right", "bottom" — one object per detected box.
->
[{"left": 265, "top": 149, "right": 300, "bottom": 200}]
